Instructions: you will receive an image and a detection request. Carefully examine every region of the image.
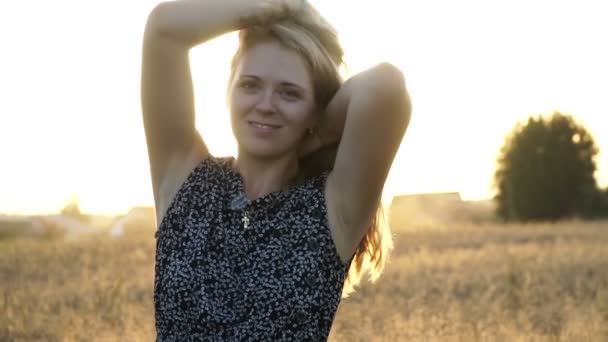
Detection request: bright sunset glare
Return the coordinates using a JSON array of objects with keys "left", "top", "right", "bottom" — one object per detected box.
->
[{"left": 0, "top": 0, "right": 606, "bottom": 215}]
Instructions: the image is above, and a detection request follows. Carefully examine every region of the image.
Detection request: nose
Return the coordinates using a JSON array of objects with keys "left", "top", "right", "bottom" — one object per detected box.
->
[{"left": 255, "top": 88, "right": 276, "bottom": 114}]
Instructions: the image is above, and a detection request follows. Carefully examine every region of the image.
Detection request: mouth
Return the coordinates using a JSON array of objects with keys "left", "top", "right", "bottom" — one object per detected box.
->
[{"left": 248, "top": 121, "right": 283, "bottom": 130}]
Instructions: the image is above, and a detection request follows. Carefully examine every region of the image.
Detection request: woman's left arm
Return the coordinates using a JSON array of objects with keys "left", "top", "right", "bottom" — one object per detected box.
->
[{"left": 323, "top": 63, "right": 412, "bottom": 248}]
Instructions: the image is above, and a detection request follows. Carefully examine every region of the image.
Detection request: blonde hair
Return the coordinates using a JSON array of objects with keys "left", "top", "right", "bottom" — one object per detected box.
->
[{"left": 229, "top": 5, "right": 393, "bottom": 297}]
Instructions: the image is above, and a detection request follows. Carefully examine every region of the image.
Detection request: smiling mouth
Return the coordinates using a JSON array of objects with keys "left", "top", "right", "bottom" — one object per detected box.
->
[{"left": 248, "top": 121, "right": 283, "bottom": 129}]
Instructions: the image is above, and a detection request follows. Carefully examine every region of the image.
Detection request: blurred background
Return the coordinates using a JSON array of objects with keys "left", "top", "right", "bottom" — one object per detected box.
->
[{"left": 1, "top": 0, "right": 606, "bottom": 216}]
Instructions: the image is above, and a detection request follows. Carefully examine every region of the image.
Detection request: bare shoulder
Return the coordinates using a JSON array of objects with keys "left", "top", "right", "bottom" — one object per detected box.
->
[{"left": 155, "top": 143, "right": 210, "bottom": 225}]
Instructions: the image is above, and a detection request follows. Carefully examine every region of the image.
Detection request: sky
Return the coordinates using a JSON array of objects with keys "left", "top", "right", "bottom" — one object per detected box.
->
[{"left": 1, "top": 0, "right": 606, "bottom": 215}]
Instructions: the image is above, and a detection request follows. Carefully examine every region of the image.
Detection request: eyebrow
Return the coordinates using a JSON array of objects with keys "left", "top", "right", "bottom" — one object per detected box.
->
[{"left": 240, "top": 75, "right": 307, "bottom": 92}]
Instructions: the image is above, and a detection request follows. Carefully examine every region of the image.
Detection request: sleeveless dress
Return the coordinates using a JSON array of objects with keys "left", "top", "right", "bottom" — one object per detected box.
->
[{"left": 154, "top": 156, "right": 352, "bottom": 341}]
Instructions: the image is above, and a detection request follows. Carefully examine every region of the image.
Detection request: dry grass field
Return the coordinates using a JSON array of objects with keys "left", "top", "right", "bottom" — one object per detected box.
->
[{"left": 1, "top": 220, "right": 607, "bottom": 341}]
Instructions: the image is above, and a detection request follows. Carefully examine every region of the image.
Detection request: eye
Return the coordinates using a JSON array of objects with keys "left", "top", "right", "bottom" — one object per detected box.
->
[
  {"left": 280, "top": 88, "right": 302, "bottom": 101},
  {"left": 238, "top": 80, "right": 259, "bottom": 91}
]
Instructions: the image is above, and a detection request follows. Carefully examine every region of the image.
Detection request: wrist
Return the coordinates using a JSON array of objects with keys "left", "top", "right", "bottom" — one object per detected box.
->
[{"left": 237, "top": 0, "right": 308, "bottom": 28}]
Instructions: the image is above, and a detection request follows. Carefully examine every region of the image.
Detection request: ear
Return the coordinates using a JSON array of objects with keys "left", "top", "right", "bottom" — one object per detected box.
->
[
  {"left": 306, "top": 108, "right": 323, "bottom": 129},
  {"left": 298, "top": 126, "right": 324, "bottom": 158}
]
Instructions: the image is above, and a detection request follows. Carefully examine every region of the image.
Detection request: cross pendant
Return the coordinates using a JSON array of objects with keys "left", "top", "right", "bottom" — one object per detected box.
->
[{"left": 242, "top": 215, "right": 250, "bottom": 229}]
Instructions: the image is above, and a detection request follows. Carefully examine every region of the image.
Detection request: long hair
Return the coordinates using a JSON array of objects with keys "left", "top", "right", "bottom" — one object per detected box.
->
[{"left": 229, "top": 5, "right": 393, "bottom": 297}]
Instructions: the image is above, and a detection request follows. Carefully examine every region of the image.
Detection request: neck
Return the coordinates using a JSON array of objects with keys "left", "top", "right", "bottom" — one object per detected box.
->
[{"left": 234, "top": 150, "right": 299, "bottom": 200}]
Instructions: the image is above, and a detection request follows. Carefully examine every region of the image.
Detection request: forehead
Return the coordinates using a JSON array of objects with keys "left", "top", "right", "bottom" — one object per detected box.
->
[{"left": 235, "top": 39, "right": 312, "bottom": 88}]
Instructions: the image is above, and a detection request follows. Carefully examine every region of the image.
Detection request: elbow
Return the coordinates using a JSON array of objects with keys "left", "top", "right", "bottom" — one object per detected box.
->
[
  {"left": 367, "top": 63, "right": 412, "bottom": 124},
  {"left": 372, "top": 62, "right": 408, "bottom": 101},
  {"left": 372, "top": 62, "right": 404, "bottom": 83},
  {"left": 145, "top": 3, "right": 168, "bottom": 36},
  {"left": 145, "top": 2, "right": 180, "bottom": 41}
]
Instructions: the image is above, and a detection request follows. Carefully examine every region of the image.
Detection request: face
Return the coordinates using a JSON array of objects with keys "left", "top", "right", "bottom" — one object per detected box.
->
[{"left": 228, "top": 38, "right": 317, "bottom": 160}]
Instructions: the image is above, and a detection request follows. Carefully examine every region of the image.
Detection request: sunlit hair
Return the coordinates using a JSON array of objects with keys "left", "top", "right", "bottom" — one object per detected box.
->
[{"left": 228, "top": 4, "right": 393, "bottom": 297}]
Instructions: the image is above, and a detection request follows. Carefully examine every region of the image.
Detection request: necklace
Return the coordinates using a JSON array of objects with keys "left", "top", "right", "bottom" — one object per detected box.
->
[
  {"left": 230, "top": 192, "right": 251, "bottom": 229},
  {"left": 229, "top": 190, "right": 286, "bottom": 229},
  {"left": 241, "top": 215, "right": 251, "bottom": 229},
  {"left": 228, "top": 158, "right": 296, "bottom": 229}
]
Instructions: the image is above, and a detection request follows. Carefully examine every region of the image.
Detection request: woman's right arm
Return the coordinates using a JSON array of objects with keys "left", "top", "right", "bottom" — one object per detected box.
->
[{"left": 141, "top": 0, "right": 295, "bottom": 219}]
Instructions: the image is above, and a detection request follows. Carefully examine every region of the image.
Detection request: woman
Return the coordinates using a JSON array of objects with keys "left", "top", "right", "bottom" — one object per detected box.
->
[{"left": 141, "top": 0, "right": 411, "bottom": 340}]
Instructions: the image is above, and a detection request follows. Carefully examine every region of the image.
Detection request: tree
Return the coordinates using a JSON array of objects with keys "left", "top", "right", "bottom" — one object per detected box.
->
[
  {"left": 59, "top": 195, "right": 90, "bottom": 222},
  {"left": 493, "top": 112, "right": 599, "bottom": 221},
  {"left": 578, "top": 186, "right": 608, "bottom": 219}
]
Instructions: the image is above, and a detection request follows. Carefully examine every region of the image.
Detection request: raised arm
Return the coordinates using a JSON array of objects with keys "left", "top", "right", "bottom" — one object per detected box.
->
[
  {"left": 141, "top": 0, "right": 297, "bottom": 219},
  {"left": 323, "top": 63, "right": 412, "bottom": 257}
]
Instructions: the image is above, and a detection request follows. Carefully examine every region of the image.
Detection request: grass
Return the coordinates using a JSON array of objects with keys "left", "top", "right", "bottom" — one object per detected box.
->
[{"left": 1, "top": 221, "right": 607, "bottom": 341}]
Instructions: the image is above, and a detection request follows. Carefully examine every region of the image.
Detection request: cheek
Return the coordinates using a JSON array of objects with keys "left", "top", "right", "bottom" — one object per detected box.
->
[
  {"left": 284, "top": 102, "right": 317, "bottom": 125},
  {"left": 228, "top": 93, "right": 251, "bottom": 117}
]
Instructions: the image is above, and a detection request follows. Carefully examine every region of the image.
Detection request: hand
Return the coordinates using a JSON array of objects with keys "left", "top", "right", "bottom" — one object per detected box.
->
[{"left": 238, "top": 0, "right": 306, "bottom": 27}]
